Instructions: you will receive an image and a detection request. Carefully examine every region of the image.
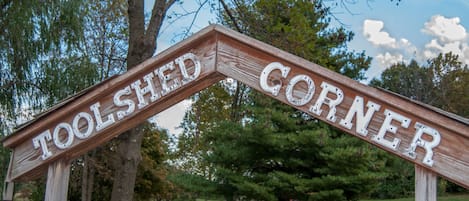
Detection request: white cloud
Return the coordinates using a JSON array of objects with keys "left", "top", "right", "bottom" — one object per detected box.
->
[
  {"left": 422, "top": 15, "right": 467, "bottom": 43},
  {"left": 425, "top": 39, "right": 463, "bottom": 55},
  {"left": 400, "top": 38, "right": 409, "bottom": 45},
  {"left": 422, "top": 15, "right": 469, "bottom": 64},
  {"left": 376, "top": 52, "right": 404, "bottom": 68},
  {"left": 363, "top": 19, "right": 398, "bottom": 48},
  {"left": 362, "top": 15, "right": 469, "bottom": 82},
  {"left": 363, "top": 19, "right": 417, "bottom": 54},
  {"left": 362, "top": 19, "right": 417, "bottom": 82}
]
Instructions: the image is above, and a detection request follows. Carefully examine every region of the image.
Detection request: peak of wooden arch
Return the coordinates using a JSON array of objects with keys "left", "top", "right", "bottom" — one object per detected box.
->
[{"left": 3, "top": 25, "right": 468, "bottom": 189}]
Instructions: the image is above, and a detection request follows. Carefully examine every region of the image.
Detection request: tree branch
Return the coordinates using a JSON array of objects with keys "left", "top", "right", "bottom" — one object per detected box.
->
[
  {"left": 127, "top": 0, "right": 146, "bottom": 68},
  {"left": 219, "top": 0, "right": 242, "bottom": 33},
  {"left": 144, "top": 0, "right": 177, "bottom": 59},
  {"left": 182, "top": 0, "right": 210, "bottom": 39}
]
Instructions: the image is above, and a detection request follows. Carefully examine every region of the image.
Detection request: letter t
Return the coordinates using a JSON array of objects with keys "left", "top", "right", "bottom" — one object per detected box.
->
[{"left": 32, "top": 130, "right": 53, "bottom": 160}]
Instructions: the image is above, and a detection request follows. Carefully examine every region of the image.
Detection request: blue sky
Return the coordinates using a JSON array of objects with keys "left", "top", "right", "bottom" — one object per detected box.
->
[
  {"left": 329, "top": 0, "right": 469, "bottom": 81},
  {"left": 150, "top": 0, "right": 469, "bottom": 134}
]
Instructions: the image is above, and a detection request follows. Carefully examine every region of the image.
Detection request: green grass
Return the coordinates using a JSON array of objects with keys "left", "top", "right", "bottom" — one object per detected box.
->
[{"left": 361, "top": 194, "right": 469, "bottom": 201}]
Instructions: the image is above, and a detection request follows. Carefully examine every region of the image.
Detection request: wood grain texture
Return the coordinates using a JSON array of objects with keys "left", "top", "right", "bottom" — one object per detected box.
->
[
  {"left": 45, "top": 160, "right": 71, "bottom": 201},
  {"left": 213, "top": 26, "right": 469, "bottom": 189},
  {"left": 415, "top": 165, "right": 437, "bottom": 201}
]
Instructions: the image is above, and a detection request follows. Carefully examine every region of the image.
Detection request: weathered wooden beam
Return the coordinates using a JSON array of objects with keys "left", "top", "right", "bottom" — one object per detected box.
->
[
  {"left": 45, "top": 159, "right": 71, "bottom": 201},
  {"left": 415, "top": 165, "right": 437, "bottom": 201},
  {"left": 2, "top": 25, "right": 222, "bottom": 181},
  {"left": 212, "top": 25, "right": 469, "bottom": 189}
]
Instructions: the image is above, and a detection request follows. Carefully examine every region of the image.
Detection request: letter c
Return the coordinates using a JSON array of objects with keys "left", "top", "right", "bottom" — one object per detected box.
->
[{"left": 260, "top": 62, "right": 290, "bottom": 96}]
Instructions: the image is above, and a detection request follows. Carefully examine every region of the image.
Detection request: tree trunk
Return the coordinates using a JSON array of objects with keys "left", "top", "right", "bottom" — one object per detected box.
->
[
  {"left": 110, "top": 127, "right": 145, "bottom": 201},
  {"left": 81, "top": 155, "right": 88, "bottom": 201},
  {"left": 110, "top": 0, "right": 175, "bottom": 200},
  {"left": 81, "top": 151, "right": 96, "bottom": 201}
]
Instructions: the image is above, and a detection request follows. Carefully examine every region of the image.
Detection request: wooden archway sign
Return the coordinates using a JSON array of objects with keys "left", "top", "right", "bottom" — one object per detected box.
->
[{"left": 2, "top": 25, "right": 468, "bottom": 200}]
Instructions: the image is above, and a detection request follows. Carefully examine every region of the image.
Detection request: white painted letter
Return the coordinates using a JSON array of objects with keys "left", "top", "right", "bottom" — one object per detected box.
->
[
  {"left": 285, "top": 74, "right": 315, "bottom": 106},
  {"left": 309, "top": 82, "right": 344, "bottom": 122},
  {"left": 53, "top": 123, "right": 74, "bottom": 149},
  {"left": 32, "top": 130, "right": 53, "bottom": 160},
  {"left": 372, "top": 109, "right": 410, "bottom": 150},
  {"left": 157, "top": 62, "right": 181, "bottom": 96},
  {"left": 113, "top": 86, "right": 136, "bottom": 120},
  {"left": 131, "top": 72, "right": 160, "bottom": 109},
  {"left": 259, "top": 62, "right": 290, "bottom": 96},
  {"left": 339, "top": 96, "right": 381, "bottom": 136},
  {"left": 404, "top": 122, "right": 441, "bottom": 166},
  {"left": 72, "top": 112, "right": 94, "bottom": 139},
  {"left": 175, "top": 52, "right": 201, "bottom": 85},
  {"left": 90, "top": 102, "right": 115, "bottom": 131}
]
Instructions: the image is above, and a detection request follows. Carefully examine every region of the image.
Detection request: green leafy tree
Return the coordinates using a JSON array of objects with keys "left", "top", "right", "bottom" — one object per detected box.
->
[
  {"left": 429, "top": 53, "right": 469, "bottom": 117},
  {"left": 371, "top": 52, "right": 469, "bottom": 117},
  {"left": 370, "top": 52, "right": 469, "bottom": 196},
  {"left": 0, "top": 0, "right": 90, "bottom": 135},
  {"left": 367, "top": 153, "right": 414, "bottom": 199},
  {"left": 174, "top": 83, "right": 232, "bottom": 173},
  {"left": 0, "top": 0, "right": 130, "bottom": 199},
  {"left": 134, "top": 125, "right": 175, "bottom": 200},
  {"left": 369, "top": 60, "right": 435, "bottom": 104},
  {"left": 169, "top": 83, "right": 233, "bottom": 199},
  {"left": 0, "top": 0, "right": 96, "bottom": 198}
]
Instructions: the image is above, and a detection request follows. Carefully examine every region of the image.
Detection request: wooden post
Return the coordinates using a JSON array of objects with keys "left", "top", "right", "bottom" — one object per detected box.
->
[
  {"left": 415, "top": 165, "right": 437, "bottom": 201},
  {"left": 45, "top": 159, "right": 71, "bottom": 201},
  {"left": 3, "top": 152, "right": 14, "bottom": 201},
  {"left": 2, "top": 181, "right": 14, "bottom": 201}
]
